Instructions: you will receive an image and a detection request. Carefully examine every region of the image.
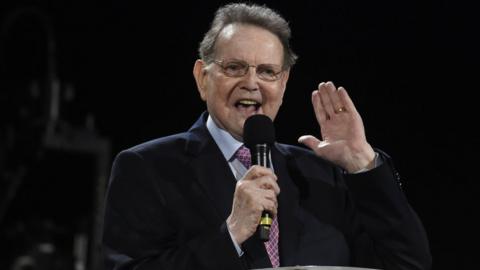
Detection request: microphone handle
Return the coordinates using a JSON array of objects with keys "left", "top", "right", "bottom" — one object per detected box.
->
[
  {"left": 259, "top": 211, "right": 273, "bottom": 241},
  {"left": 252, "top": 144, "right": 272, "bottom": 242}
]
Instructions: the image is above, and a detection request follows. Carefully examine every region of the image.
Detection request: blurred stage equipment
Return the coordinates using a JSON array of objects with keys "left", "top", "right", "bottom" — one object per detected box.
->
[{"left": 1, "top": 6, "right": 110, "bottom": 270}]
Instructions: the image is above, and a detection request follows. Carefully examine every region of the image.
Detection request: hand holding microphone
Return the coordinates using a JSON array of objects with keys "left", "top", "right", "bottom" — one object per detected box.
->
[
  {"left": 244, "top": 114, "right": 276, "bottom": 241},
  {"left": 226, "top": 114, "right": 279, "bottom": 244}
]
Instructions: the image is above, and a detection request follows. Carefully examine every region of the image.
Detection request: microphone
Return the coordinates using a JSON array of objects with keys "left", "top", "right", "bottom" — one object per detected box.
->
[{"left": 243, "top": 114, "right": 276, "bottom": 241}]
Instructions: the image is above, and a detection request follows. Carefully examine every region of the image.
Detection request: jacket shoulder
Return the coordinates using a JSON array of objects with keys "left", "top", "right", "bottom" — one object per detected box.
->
[{"left": 115, "top": 132, "right": 193, "bottom": 165}]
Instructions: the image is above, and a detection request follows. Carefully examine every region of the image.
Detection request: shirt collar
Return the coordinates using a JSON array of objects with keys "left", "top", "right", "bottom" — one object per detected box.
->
[{"left": 206, "top": 115, "right": 243, "bottom": 161}]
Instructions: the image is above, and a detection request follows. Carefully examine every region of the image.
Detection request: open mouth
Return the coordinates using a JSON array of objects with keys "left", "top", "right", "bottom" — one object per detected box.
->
[{"left": 235, "top": 99, "right": 261, "bottom": 110}]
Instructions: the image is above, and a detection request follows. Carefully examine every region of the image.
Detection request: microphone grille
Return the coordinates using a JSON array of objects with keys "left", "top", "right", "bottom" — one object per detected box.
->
[{"left": 243, "top": 114, "right": 275, "bottom": 148}]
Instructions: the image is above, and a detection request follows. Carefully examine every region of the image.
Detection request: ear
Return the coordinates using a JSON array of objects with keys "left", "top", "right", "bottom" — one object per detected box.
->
[{"left": 193, "top": 59, "right": 208, "bottom": 101}]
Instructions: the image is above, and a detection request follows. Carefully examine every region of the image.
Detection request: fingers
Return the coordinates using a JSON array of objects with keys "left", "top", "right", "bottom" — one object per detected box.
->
[
  {"left": 338, "top": 86, "right": 358, "bottom": 114},
  {"left": 314, "top": 81, "right": 348, "bottom": 118},
  {"left": 243, "top": 165, "right": 274, "bottom": 179},
  {"left": 318, "top": 82, "right": 335, "bottom": 117},
  {"left": 322, "top": 81, "right": 340, "bottom": 115},
  {"left": 312, "top": 89, "right": 327, "bottom": 123},
  {"left": 242, "top": 165, "right": 280, "bottom": 195},
  {"left": 238, "top": 166, "right": 280, "bottom": 214},
  {"left": 261, "top": 189, "right": 279, "bottom": 216},
  {"left": 229, "top": 167, "right": 280, "bottom": 243}
]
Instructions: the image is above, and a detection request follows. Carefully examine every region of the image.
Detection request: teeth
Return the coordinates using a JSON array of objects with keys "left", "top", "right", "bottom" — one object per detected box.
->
[{"left": 238, "top": 100, "right": 258, "bottom": 105}]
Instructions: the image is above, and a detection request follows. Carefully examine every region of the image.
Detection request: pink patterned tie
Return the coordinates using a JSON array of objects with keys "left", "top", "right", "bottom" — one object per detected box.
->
[{"left": 235, "top": 145, "right": 280, "bottom": 267}]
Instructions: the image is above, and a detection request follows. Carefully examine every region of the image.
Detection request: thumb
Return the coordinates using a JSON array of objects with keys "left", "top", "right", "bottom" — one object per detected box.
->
[
  {"left": 298, "top": 135, "right": 330, "bottom": 158},
  {"left": 298, "top": 135, "right": 324, "bottom": 151}
]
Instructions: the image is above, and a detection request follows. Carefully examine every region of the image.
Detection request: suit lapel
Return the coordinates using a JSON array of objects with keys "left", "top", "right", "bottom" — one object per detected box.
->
[{"left": 187, "top": 121, "right": 237, "bottom": 222}]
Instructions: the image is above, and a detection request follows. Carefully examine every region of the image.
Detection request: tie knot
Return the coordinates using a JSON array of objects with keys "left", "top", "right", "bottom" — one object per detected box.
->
[{"left": 235, "top": 145, "right": 251, "bottom": 169}]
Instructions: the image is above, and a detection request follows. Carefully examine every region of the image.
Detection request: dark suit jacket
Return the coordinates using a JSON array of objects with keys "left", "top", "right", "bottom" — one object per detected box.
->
[{"left": 103, "top": 112, "right": 431, "bottom": 270}]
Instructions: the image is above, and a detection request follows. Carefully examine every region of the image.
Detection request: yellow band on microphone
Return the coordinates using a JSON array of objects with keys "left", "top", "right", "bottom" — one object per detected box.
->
[{"left": 260, "top": 216, "right": 273, "bottom": 226}]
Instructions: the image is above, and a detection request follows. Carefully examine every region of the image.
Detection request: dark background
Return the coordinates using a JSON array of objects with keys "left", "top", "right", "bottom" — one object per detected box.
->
[{"left": 1, "top": 0, "right": 477, "bottom": 269}]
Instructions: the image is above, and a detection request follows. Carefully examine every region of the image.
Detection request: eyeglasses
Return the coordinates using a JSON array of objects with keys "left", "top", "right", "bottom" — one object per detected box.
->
[{"left": 213, "top": 59, "right": 284, "bottom": 82}]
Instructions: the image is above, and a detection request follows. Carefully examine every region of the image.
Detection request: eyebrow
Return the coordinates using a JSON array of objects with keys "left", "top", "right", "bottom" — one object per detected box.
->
[{"left": 222, "top": 58, "right": 281, "bottom": 66}]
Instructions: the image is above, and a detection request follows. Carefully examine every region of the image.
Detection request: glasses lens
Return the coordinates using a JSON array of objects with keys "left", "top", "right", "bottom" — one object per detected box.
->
[
  {"left": 257, "top": 64, "right": 282, "bottom": 81},
  {"left": 222, "top": 61, "right": 248, "bottom": 77},
  {"left": 216, "top": 60, "right": 282, "bottom": 81}
]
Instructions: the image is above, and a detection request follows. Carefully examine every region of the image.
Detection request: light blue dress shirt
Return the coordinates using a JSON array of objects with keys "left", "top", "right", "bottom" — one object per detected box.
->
[{"left": 206, "top": 115, "right": 249, "bottom": 256}]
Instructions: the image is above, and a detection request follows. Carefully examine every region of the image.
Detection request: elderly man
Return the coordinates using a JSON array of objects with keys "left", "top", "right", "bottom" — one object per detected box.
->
[{"left": 103, "top": 3, "right": 431, "bottom": 270}]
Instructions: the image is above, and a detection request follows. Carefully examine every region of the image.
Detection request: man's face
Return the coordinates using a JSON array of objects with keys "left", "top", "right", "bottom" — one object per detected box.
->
[{"left": 194, "top": 24, "right": 289, "bottom": 141}]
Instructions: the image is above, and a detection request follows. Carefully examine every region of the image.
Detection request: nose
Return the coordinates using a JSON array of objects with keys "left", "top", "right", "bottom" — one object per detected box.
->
[{"left": 240, "top": 66, "right": 259, "bottom": 92}]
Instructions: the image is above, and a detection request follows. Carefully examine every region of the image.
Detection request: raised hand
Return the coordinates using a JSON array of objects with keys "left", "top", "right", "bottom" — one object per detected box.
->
[{"left": 298, "top": 81, "right": 375, "bottom": 173}]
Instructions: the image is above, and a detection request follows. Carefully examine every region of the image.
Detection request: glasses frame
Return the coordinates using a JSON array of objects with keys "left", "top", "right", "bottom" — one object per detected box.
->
[{"left": 212, "top": 59, "right": 284, "bottom": 82}]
